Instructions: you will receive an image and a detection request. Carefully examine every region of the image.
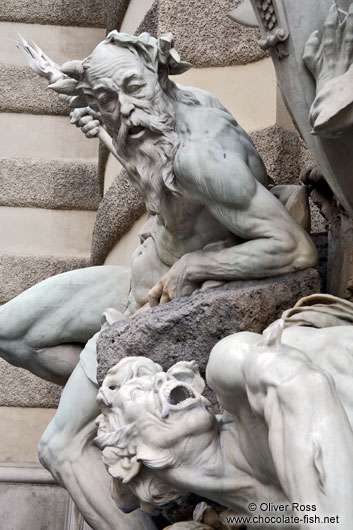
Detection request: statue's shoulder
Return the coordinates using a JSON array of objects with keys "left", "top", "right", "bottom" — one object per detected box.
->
[{"left": 176, "top": 105, "right": 237, "bottom": 147}]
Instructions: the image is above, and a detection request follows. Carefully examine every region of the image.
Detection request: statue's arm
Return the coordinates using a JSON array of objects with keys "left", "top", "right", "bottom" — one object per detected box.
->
[
  {"left": 244, "top": 340, "right": 353, "bottom": 525},
  {"left": 149, "top": 144, "right": 317, "bottom": 305}
]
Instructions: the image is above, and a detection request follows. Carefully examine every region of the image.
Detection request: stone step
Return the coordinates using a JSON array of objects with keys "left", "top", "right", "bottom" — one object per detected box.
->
[
  {"left": 0, "top": 0, "right": 107, "bottom": 28},
  {"left": 0, "top": 158, "right": 101, "bottom": 210},
  {"left": 0, "top": 254, "right": 90, "bottom": 303},
  {"left": 0, "top": 207, "right": 96, "bottom": 260},
  {"left": 0, "top": 65, "right": 68, "bottom": 116},
  {"left": 0, "top": 462, "right": 93, "bottom": 529},
  {"left": 0, "top": 113, "right": 99, "bottom": 160}
]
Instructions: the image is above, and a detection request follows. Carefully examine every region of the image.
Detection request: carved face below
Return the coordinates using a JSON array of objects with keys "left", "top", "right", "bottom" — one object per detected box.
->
[{"left": 95, "top": 358, "right": 216, "bottom": 511}]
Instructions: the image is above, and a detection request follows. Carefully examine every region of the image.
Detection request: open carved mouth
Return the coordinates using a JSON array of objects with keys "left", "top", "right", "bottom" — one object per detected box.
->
[
  {"left": 128, "top": 125, "right": 145, "bottom": 138},
  {"left": 168, "top": 385, "right": 195, "bottom": 405},
  {"left": 159, "top": 382, "right": 206, "bottom": 419}
]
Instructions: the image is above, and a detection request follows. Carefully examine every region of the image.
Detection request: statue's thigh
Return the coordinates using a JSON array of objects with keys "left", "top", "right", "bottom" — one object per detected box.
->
[
  {"left": 131, "top": 237, "right": 170, "bottom": 305},
  {"left": 0, "top": 265, "right": 131, "bottom": 348}
]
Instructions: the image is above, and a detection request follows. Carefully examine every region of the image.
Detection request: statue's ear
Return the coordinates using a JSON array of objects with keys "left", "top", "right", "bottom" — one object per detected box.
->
[
  {"left": 262, "top": 319, "right": 285, "bottom": 349},
  {"left": 167, "top": 361, "right": 205, "bottom": 394},
  {"left": 137, "top": 443, "right": 177, "bottom": 470},
  {"left": 158, "top": 33, "right": 192, "bottom": 75}
]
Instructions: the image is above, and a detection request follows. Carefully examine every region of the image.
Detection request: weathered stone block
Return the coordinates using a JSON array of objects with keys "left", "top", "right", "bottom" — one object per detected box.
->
[
  {"left": 0, "top": 66, "right": 69, "bottom": 116},
  {"left": 0, "top": 158, "right": 101, "bottom": 210},
  {"left": 0, "top": 255, "right": 90, "bottom": 303},
  {"left": 97, "top": 268, "right": 320, "bottom": 384},
  {"left": 0, "top": 358, "right": 62, "bottom": 408},
  {"left": 0, "top": 0, "right": 107, "bottom": 27},
  {"left": 137, "top": 0, "right": 267, "bottom": 67}
]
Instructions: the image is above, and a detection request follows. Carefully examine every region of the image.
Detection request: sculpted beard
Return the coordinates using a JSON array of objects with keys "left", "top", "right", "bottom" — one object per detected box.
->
[{"left": 114, "top": 87, "right": 180, "bottom": 215}]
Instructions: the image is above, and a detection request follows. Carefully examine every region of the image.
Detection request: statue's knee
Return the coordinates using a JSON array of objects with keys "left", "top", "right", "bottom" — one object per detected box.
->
[
  {"left": 38, "top": 424, "right": 68, "bottom": 473},
  {"left": 38, "top": 430, "right": 52, "bottom": 470}
]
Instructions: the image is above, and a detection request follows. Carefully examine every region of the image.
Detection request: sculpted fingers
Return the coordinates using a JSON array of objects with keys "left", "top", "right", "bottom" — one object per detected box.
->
[
  {"left": 148, "top": 280, "right": 164, "bottom": 307},
  {"left": 323, "top": 5, "right": 339, "bottom": 71},
  {"left": 303, "top": 31, "right": 322, "bottom": 78},
  {"left": 160, "top": 291, "right": 171, "bottom": 305},
  {"left": 81, "top": 119, "right": 100, "bottom": 138},
  {"left": 70, "top": 106, "right": 101, "bottom": 123},
  {"left": 70, "top": 107, "right": 101, "bottom": 138},
  {"left": 70, "top": 107, "right": 90, "bottom": 124},
  {"left": 344, "top": 5, "right": 353, "bottom": 69}
]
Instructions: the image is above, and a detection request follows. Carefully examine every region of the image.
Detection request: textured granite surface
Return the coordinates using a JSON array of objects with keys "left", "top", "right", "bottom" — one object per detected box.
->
[
  {"left": 0, "top": 158, "right": 101, "bottom": 210},
  {"left": 97, "top": 268, "right": 320, "bottom": 384},
  {"left": 136, "top": 0, "right": 159, "bottom": 36},
  {"left": 0, "top": 66, "right": 69, "bottom": 116},
  {"left": 106, "top": 0, "right": 131, "bottom": 32},
  {"left": 250, "top": 125, "right": 315, "bottom": 186},
  {"left": 0, "top": 359, "right": 62, "bottom": 408},
  {"left": 90, "top": 169, "right": 145, "bottom": 265},
  {"left": 0, "top": 255, "right": 90, "bottom": 303},
  {"left": 0, "top": 0, "right": 108, "bottom": 27},
  {"left": 250, "top": 125, "right": 326, "bottom": 233},
  {"left": 135, "top": 0, "right": 266, "bottom": 66}
]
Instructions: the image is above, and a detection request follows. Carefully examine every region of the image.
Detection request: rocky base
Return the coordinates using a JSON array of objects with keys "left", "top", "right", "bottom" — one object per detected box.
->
[{"left": 97, "top": 268, "right": 320, "bottom": 385}]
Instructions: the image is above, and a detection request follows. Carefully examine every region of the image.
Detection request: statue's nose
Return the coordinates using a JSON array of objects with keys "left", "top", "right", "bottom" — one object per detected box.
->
[
  {"left": 120, "top": 97, "right": 134, "bottom": 117},
  {"left": 97, "top": 386, "right": 113, "bottom": 407}
]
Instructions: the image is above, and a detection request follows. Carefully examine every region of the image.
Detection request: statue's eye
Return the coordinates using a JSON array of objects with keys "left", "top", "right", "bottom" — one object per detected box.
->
[
  {"left": 99, "top": 93, "right": 116, "bottom": 109},
  {"left": 126, "top": 84, "right": 141, "bottom": 94}
]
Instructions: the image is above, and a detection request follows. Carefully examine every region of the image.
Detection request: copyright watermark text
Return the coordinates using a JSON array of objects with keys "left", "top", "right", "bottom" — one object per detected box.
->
[{"left": 225, "top": 503, "right": 340, "bottom": 526}]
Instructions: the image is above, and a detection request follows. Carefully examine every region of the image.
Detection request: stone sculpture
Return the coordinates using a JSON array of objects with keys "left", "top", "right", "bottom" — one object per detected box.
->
[
  {"left": 303, "top": 4, "right": 353, "bottom": 137},
  {"left": 3, "top": 29, "right": 318, "bottom": 529},
  {"left": 235, "top": 0, "right": 353, "bottom": 300},
  {"left": 96, "top": 294, "right": 353, "bottom": 530}
]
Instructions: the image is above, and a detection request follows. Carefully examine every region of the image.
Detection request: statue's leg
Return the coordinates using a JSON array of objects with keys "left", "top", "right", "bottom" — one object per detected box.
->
[
  {"left": 38, "top": 353, "right": 156, "bottom": 530},
  {"left": 244, "top": 337, "right": 353, "bottom": 529},
  {"left": 0, "top": 265, "right": 131, "bottom": 384}
]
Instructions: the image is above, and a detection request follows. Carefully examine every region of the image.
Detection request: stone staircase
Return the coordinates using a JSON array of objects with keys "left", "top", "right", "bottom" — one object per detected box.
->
[
  {"left": 0, "top": 9, "right": 108, "bottom": 303},
  {"left": 0, "top": 2, "right": 109, "bottom": 407}
]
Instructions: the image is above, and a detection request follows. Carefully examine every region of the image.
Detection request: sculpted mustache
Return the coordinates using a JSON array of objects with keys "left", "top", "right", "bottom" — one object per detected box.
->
[{"left": 120, "top": 111, "right": 173, "bottom": 137}]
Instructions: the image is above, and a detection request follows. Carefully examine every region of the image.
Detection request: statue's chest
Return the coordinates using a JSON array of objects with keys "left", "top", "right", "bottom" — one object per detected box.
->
[{"left": 158, "top": 192, "right": 203, "bottom": 234}]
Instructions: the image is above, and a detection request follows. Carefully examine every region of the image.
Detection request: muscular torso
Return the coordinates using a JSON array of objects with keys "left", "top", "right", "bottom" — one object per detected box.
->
[
  {"left": 151, "top": 193, "right": 231, "bottom": 266},
  {"left": 129, "top": 102, "right": 268, "bottom": 307},
  {"left": 207, "top": 325, "right": 353, "bottom": 525}
]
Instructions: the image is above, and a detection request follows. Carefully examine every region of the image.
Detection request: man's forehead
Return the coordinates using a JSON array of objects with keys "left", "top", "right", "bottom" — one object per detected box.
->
[{"left": 86, "top": 42, "right": 147, "bottom": 82}]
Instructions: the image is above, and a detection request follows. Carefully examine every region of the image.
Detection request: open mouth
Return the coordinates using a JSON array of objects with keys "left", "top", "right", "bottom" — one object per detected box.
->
[
  {"left": 164, "top": 383, "right": 196, "bottom": 408},
  {"left": 168, "top": 385, "right": 195, "bottom": 405},
  {"left": 128, "top": 125, "right": 145, "bottom": 138},
  {"left": 158, "top": 382, "right": 206, "bottom": 419}
]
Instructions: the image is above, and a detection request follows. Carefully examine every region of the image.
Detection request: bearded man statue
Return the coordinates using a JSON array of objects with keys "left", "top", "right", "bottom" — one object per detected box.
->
[{"left": 1, "top": 31, "right": 318, "bottom": 530}]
